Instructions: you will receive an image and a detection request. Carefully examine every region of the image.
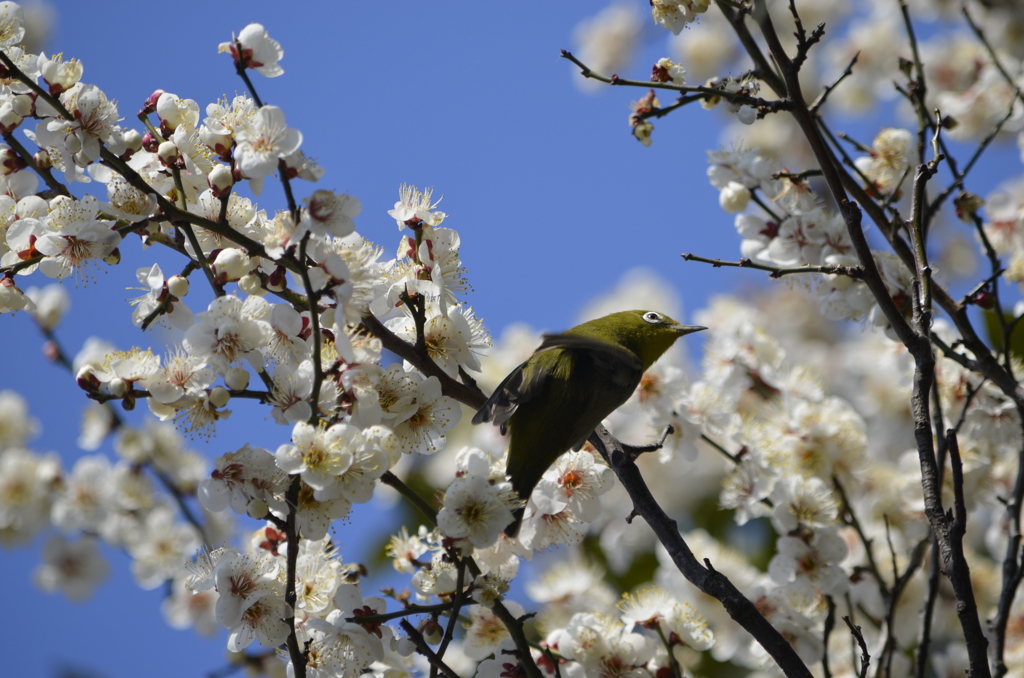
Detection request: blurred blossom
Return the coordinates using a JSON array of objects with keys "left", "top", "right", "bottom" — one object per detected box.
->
[{"left": 572, "top": 3, "right": 642, "bottom": 92}]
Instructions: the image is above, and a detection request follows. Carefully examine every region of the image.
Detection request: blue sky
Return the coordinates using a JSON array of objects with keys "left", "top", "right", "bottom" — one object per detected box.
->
[{"left": 2, "top": 2, "right": 1019, "bottom": 677}]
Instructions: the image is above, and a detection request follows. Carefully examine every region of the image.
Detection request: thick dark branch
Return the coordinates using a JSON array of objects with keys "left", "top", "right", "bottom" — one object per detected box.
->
[
  {"left": 361, "top": 313, "right": 487, "bottom": 409},
  {"left": 943, "top": 430, "right": 991, "bottom": 678},
  {"left": 752, "top": 0, "right": 920, "bottom": 352},
  {"left": 284, "top": 476, "right": 307, "bottom": 678},
  {"left": 990, "top": 402, "right": 1024, "bottom": 678},
  {"left": 716, "top": 0, "right": 786, "bottom": 96},
  {"left": 589, "top": 426, "right": 813, "bottom": 678}
]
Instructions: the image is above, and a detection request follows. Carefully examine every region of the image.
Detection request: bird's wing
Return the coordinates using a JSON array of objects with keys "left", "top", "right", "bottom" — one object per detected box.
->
[
  {"left": 538, "top": 334, "right": 643, "bottom": 450},
  {"left": 471, "top": 356, "right": 545, "bottom": 434},
  {"left": 471, "top": 332, "right": 643, "bottom": 436}
]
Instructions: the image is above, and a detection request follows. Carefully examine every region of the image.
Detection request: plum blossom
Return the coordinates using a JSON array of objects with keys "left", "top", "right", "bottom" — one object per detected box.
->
[
  {"left": 387, "top": 184, "right": 446, "bottom": 230},
  {"left": 388, "top": 374, "right": 461, "bottom": 455},
  {"left": 234, "top": 105, "right": 302, "bottom": 194},
  {"left": 129, "top": 264, "right": 193, "bottom": 330},
  {"left": 769, "top": 528, "right": 849, "bottom": 596},
  {"left": 35, "top": 84, "right": 126, "bottom": 181},
  {"left": 651, "top": 0, "right": 710, "bottom": 34},
  {"left": 437, "top": 474, "right": 517, "bottom": 549},
  {"left": 301, "top": 609, "right": 384, "bottom": 677},
  {"left": 34, "top": 535, "right": 109, "bottom": 601},
  {"left": 184, "top": 295, "right": 272, "bottom": 370},
  {"left": 0, "top": 2, "right": 25, "bottom": 48},
  {"left": 199, "top": 444, "right": 287, "bottom": 517},
  {"left": 220, "top": 23, "right": 285, "bottom": 78},
  {"left": 531, "top": 450, "right": 613, "bottom": 523},
  {"left": 301, "top": 189, "right": 360, "bottom": 239}
]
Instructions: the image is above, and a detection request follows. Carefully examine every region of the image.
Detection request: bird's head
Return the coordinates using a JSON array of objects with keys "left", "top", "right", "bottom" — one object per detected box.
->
[{"left": 573, "top": 310, "right": 706, "bottom": 370}]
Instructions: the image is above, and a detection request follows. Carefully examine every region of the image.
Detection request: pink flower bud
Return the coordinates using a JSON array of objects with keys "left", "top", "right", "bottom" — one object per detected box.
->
[
  {"left": 142, "top": 131, "right": 159, "bottom": 153},
  {"left": 76, "top": 366, "right": 101, "bottom": 392},
  {"left": 140, "top": 89, "right": 164, "bottom": 115},
  {"left": 0, "top": 146, "right": 26, "bottom": 175}
]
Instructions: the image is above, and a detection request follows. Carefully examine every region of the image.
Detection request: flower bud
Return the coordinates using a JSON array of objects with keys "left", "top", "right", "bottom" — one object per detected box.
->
[
  {"left": 41, "top": 57, "right": 83, "bottom": 94},
  {"left": 63, "top": 132, "right": 83, "bottom": 155},
  {"left": 0, "top": 103, "right": 23, "bottom": 133},
  {"left": 719, "top": 181, "right": 751, "bottom": 214},
  {"left": 156, "top": 92, "right": 198, "bottom": 131},
  {"left": 224, "top": 367, "right": 250, "bottom": 391},
  {"left": 11, "top": 93, "right": 33, "bottom": 118},
  {"left": 971, "top": 290, "right": 995, "bottom": 309},
  {"left": 736, "top": 105, "right": 756, "bottom": 125},
  {"left": 238, "top": 272, "right": 266, "bottom": 296},
  {"left": 246, "top": 498, "right": 269, "bottom": 519},
  {"left": 200, "top": 127, "right": 233, "bottom": 157},
  {"left": 632, "top": 120, "right": 654, "bottom": 147},
  {"left": 267, "top": 267, "right": 288, "bottom": 292},
  {"left": 209, "top": 386, "right": 231, "bottom": 408},
  {"left": 157, "top": 140, "right": 179, "bottom": 166},
  {"left": 42, "top": 340, "right": 60, "bottom": 362},
  {"left": 122, "top": 129, "right": 144, "bottom": 154},
  {"left": 0, "top": 146, "right": 26, "bottom": 175},
  {"left": 212, "top": 248, "right": 251, "bottom": 282},
  {"left": 954, "top": 191, "right": 984, "bottom": 224},
  {"left": 107, "top": 377, "right": 128, "bottom": 398},
  {"left": 103, "top": 247, "right": 121, "bottom": 266},
  {"left": 167, "top": 275, "right": 190, "bottom": 298},
  {"left": 141, "top": 89, "right": 164, "bottom": 115},
  {"left": 33, "top": 149, "right": 52, "bottom": 170},
  {"left": 420, "top": 619, "right": 443, "bottom": 645},
  {"left": 142, "top": 131, "right": 160, "bottom": 153},
  {"left": 76, "top": 365, "right": 101, "bottom": 392},
  {"left": 208, "top": 163, "right": 234, "bottom": 198}
]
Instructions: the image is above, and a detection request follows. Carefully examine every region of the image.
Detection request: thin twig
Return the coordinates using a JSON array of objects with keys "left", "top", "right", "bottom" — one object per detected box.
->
[
  {"left": 559, "top": 49, "right": 788, "bottom": 112},
  {"left": 682, "top": 252, "right": 863, "bottom": 280},
  {"left": 810, "top": 52, "right": 859, "bottom": 113},
  {"left": 399, "top": 620, "right": 463, "bottom": 678},
  {"left": 843, "top": 617, "right": 870, "bottom": 678}
]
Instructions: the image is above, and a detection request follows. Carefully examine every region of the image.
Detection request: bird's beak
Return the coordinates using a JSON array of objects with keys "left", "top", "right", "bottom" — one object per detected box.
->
[{"left": 674, "top": 324, "right": 707, "bottom": 335}]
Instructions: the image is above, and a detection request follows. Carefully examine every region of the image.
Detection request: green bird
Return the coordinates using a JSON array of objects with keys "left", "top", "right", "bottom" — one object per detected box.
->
[{"left": 472, "top": 310, "right": 706, "bottom": 536}]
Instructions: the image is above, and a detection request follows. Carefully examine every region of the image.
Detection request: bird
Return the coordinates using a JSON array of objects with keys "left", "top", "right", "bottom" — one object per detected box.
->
[{"left": 472, "top": 309, "right": 706, "bottom": 536}]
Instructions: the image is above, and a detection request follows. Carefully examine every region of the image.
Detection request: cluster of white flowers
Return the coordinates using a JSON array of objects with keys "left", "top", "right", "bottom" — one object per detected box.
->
[
  {"left": 0, "top": 387, "right": 208, "bottom": 604},
  {"left": 574, "top": 0, "right": 1023, "bottom": 153},
  {"left": 7, "top": 2, "right": 1024, "bottom": 677},
  {"left": 706, "top": 144, "right": 920, "bottom": 330}
]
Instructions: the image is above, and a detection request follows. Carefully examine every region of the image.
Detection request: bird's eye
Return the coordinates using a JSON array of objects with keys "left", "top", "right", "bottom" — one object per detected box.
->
[{"left": 642, "top": 311, "right": 662, "bottom": 324}]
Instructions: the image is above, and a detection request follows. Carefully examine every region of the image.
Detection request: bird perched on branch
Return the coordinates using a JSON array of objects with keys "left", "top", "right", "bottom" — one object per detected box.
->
[{"left": 472, "top": 309, "right": 706, "bottom": 535}]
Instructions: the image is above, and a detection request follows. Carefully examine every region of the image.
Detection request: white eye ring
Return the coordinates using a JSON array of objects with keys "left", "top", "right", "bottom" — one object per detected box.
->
[{"left": 642, "top": 311, "right": 662, "bottom": 324}]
